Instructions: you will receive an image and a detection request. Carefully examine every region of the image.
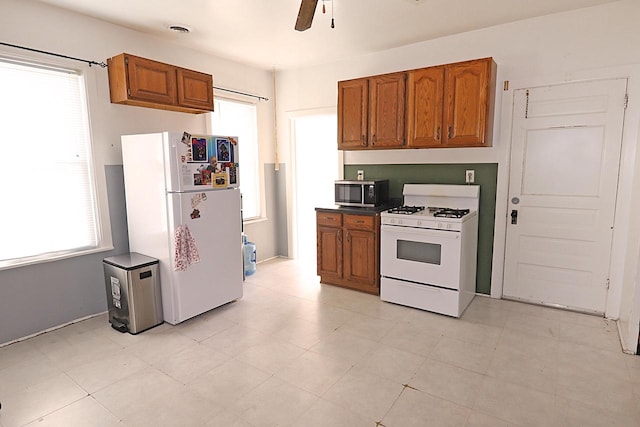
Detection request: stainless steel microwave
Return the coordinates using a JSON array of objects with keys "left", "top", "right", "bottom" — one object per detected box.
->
[{"left": 335, "top": 180, "right": 389, "bottom": 207}]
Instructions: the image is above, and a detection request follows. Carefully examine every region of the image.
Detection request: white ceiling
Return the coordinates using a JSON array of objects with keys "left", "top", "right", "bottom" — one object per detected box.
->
[{"left": 36, "top": 0, "right": 619, "bottom": 70}]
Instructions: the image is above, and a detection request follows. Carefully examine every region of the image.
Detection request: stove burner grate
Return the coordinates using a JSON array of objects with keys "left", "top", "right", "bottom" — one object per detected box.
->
[
  {"left": 387, "top": 205, "right": 425, "bottom": 215},
  {"left": 432, "top": 208, "right": 470, "bottom": 218}
]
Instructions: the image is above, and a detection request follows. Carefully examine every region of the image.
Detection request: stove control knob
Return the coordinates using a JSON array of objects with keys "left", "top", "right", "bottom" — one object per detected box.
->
[
  {"left": 389, "top": 219, "right": 395, "bottom": 224},
  {"left": 398, "top": 219, "right": 403, "bottom": 225},
  {"left": 417, "top": 221, "right": 422, "bottom": 226},
  {"left": 437, "top": 222, "right": 444, "bottom": 228},
  {"left": 447, "top": 223, "right": 452, "bottom": 229}
]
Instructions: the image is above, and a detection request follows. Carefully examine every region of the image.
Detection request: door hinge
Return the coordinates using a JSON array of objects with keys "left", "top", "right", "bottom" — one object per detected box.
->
[
  {"left": 624, "top": 93, "right": 629, "bottom": 109},
  {"left": 606, "top": 278, "right": 610, "bottom": 289},
  {"left": 525, "top": 89, "right": 530, "bottom": 119}
]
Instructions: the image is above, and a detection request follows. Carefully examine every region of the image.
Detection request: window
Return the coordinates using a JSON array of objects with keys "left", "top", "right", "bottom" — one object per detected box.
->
[
  {"left": 210, "top": 98, "right": 261, "bottom": 219},
  {"left": 0, "top": 58, "right": 102, "bottom": 267}
]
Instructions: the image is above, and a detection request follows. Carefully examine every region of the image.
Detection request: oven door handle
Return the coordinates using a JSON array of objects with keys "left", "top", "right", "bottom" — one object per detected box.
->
[{"left": 381, "top": 225, "right": 460, "bottom": 239}]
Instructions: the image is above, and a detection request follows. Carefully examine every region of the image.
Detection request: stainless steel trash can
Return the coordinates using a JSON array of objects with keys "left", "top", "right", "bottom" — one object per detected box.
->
[{"left": 103, "top": 252, "right": 163, "bottom": 334}]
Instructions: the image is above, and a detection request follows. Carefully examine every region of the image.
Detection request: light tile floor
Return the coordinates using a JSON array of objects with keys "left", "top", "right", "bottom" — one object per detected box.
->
[{"left": 1, "top": 257, "right": 640, "bottom": 426}]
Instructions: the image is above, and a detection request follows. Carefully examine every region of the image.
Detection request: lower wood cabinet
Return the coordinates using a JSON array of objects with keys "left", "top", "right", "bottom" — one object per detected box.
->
[{"left": 316, "top": 210, "right": 380, "bottom": 295}]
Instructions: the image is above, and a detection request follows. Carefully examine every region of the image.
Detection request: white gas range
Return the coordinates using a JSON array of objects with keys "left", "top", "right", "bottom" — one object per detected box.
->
[{"left": 380, "top": 184, "right": 480, "bottom": 317}]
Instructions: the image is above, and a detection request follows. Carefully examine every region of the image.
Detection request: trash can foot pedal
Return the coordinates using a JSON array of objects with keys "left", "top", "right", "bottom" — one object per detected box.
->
[{"left": 110, "top": 319, "right": 128, "bottom": 333}]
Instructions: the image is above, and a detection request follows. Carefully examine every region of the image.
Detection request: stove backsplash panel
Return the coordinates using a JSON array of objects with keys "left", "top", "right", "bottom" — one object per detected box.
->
[{"left": 344, "top": 163, "right": 498, "bottom": 295}]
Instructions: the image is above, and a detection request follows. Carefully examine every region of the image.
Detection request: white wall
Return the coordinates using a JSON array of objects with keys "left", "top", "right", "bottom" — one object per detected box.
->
[
  {"left": 0, "top": 0, "right": 277, "bottom": 344},
  {"left": 275, "top": 0, "right": 640, "bottom": 351},
  {"left": 2, "top": 0, "right": 278, "bottom": 260}
]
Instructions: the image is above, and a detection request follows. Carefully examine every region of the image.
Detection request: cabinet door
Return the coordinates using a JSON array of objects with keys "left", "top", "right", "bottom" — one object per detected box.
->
[
  {"left": 126, "top": 55, "right": 177, "bottom": 105},
  {"left": 343, "top": 228, "right": 376, "bottom": 287},
  {"left": 338, "top": 79, "right": 369, "bottom": 149},
  {"left": 443, "top": 58, "right": 492, "bottom": 146},
  {"left": 177, "top": 68, "right": 214, "bottom": 111},
  {"left": 317, "top": 226, "right": 343, "bottom": 279},
  {"left": 369, "top": 73, "right": 406, "bottom": 148},
  {"left": 407, "top": 67, "right": 445, "bottom": 147}
]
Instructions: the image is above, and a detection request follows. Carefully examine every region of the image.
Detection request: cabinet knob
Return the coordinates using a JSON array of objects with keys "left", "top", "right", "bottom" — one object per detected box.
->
[
  {"left": 346, "top": 232, "right": 351, "bottom": 242},
  {"left": 371, "top": 134, "right": 377, "bottom": 146},
  {"left": 448, "top": 126, "right": 453, "bottom": 139},
  {"left": 361, "top": 135, "right": 366, "bottom": 146},
  {"left": 436, "top": 127, "right": 440, "bottom": 141}
]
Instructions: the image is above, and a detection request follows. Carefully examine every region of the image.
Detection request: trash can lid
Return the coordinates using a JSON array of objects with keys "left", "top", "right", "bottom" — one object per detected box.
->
[{"left": 103, "top": 252, "right": 159, "bottom": 270}]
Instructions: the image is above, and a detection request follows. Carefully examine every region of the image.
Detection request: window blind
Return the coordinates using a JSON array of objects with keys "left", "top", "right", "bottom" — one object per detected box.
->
[
  {"left": 0, "top": 58, "right": 98, "bottom": 263},
  {"left": 211, "top": 99, "right": 261, "bottom": 219}
]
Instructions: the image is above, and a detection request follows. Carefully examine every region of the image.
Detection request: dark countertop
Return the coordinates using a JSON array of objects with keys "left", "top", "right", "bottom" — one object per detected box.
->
[{"left": 316, "top": 199, "right": 401, "bottom": 216}]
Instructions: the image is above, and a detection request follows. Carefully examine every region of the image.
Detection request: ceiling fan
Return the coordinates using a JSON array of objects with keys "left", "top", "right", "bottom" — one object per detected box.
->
[
  {"left": 295, "top": 0, "right": 334, "bottom": 31},
  {"left": 295, "top": 0, "right": 318, "bottom": 31}
]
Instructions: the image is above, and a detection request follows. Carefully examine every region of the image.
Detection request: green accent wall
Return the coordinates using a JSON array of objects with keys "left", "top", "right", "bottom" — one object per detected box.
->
[{"left": 344, "top": 163, "right": 498, "bottom": 295}]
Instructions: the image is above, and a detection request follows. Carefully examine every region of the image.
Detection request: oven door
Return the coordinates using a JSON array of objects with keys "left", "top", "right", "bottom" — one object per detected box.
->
[{"left": 380, "top": 225, "right": 462, "bottom": 290}]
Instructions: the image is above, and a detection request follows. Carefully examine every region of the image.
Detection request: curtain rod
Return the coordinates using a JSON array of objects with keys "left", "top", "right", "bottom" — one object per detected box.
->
[
  {"left": 0, "top": 41, "right": 107, "bottom": 68},
  {"left": 214, "top": 86, "right": 269, "bottom": 102},
  {"left": 1, "top": 42, "right": 270, "bottom": 101}
]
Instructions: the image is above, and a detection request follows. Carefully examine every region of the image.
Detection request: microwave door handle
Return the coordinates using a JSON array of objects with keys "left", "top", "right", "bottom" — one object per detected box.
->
[
  {"left": 382, "top": 226, "right": 460, "bottom": 239},
  {"left": 361, "top": 185, "right": 365, "bottom": 204}
]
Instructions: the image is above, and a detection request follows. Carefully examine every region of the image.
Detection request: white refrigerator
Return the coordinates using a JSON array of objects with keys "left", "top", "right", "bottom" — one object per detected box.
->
[{"left": 121, "top": 131, "right": 243, "bottom": 324}]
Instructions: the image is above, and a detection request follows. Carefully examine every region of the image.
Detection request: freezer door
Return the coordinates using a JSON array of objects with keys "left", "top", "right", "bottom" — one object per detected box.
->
[
  {"left": 168, "top": 133, "right": 239, "bottom": 192},
  {"left": 164, "top": 187, "right": 243, "bottom": 323}
]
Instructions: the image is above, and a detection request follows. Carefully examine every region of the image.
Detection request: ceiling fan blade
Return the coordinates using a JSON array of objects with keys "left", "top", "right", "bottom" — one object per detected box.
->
[{"left": 295, "top": 0, "right": 318, "bottom": 31}]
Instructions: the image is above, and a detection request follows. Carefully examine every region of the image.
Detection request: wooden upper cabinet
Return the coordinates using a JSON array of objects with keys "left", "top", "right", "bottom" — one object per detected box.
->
[
  {"left": 177, "top": 68, "right": 214, "bottom": 111},
  {"left": 107, "top": 53, "right": 214, "bottom": 114},
  {"left": 338, "top": 78, "right": 368, "bottom": 149},
  {"left": 337, "top": 57, "right": 496, "bottom": 150},
  {"left": 443, "top": 58, "right": 496, "bottom": 146},
  {"left": 369, "top": 72, "right": 406, "bottom": 148},
  {"left": 407, "top": 66, "right": 445, "bottom": 148},
  {"left": 125, "top": 55, "right": 177, "bottom": 105}
]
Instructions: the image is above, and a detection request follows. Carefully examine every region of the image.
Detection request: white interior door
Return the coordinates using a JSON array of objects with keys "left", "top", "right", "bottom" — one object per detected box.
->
[{"left": 503, "top": 79, "right": 627, "bottom": 314}]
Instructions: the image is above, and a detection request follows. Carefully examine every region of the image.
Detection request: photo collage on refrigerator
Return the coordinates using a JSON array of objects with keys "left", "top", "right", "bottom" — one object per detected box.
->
[{"left": 180, "top": 132, "right": 238, "bottom": 189}]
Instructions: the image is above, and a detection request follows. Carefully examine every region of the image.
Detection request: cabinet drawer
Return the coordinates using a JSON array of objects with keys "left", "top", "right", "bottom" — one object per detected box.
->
[
  {"left": 343, "top": 214, "right": 375, "bottom": 231},
  {"left": 317, "top": 212, "right": 342, "bottom": 227}
]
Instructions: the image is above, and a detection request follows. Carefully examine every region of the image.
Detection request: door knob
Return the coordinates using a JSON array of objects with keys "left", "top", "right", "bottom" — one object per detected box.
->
[{"left": 511, "top": 210, "right": 518, "bottom": 225}]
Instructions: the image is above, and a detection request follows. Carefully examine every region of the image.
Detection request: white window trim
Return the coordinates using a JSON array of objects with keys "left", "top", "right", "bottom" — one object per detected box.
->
[
  {"left": 0, "top": 51, "right": 113, "bottom": 270},
  {"left": 204, "top": 94, "right": 264, "bottom": 222}
]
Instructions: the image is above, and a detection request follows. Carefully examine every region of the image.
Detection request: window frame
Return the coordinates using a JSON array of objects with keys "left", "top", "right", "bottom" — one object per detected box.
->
[
  {"left": 206, "top": 95, "right": 263, "bottom": 222},
  {"left": 0, "top": 52, "right": 113, "bottom": 270}
]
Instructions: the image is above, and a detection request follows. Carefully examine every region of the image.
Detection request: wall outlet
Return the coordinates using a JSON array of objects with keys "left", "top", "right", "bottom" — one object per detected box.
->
[
  {"left": 465, "top": 169, "right": 475, "bottom": 184},
  {"left": 357, "top": 170, "right": 364, "bottom": 180}
]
